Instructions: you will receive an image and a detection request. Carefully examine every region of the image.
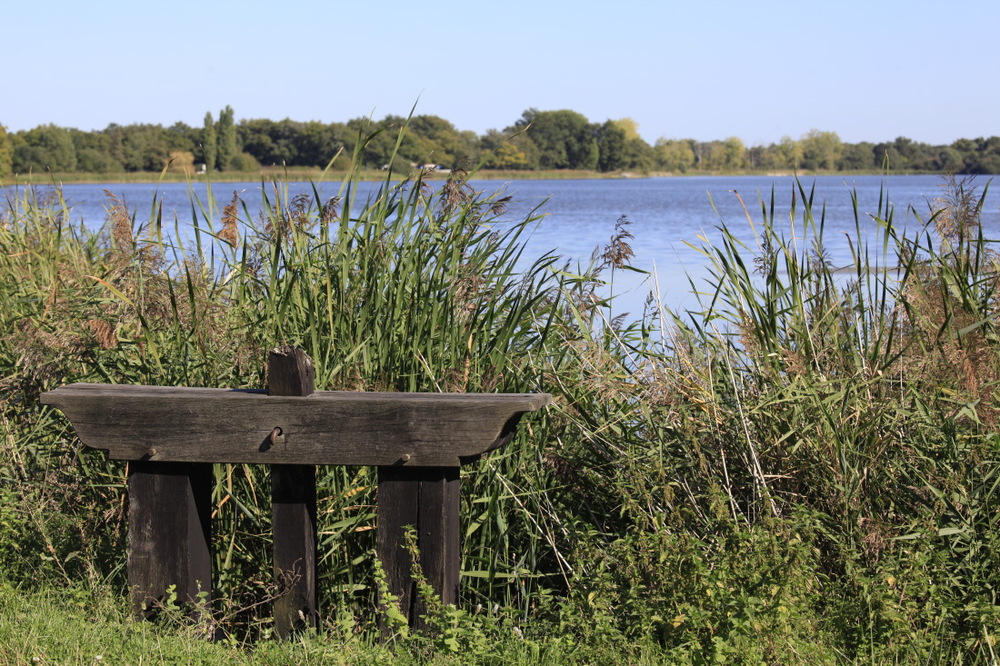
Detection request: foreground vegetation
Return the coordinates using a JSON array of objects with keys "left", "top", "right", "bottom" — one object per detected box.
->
[{"left": 1, "top": 126, "right": 999, "bottom": 662}]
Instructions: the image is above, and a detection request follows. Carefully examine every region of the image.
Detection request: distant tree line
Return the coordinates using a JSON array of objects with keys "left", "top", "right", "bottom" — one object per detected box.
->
[{"left": 1, "top": 107, "right": 998, "bottom": 178}]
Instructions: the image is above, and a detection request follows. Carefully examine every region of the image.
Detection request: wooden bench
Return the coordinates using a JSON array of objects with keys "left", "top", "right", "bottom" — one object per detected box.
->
[{"left": 41, "top": 346, "right": 550, "bottom": 635}]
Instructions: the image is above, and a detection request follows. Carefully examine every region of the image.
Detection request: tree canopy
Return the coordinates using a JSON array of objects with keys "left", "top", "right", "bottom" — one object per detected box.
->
[
  {"left": 0, "top": 124, "right": 13, "bottom": 178},
  {"left": 5, "top": 108, "right": 998, "bottom": 176}
]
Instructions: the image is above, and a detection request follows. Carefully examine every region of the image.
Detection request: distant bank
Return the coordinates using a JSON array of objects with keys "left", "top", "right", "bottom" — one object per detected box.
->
[{"left": 4, "top": 167, "right": 923, "bottom": 186}]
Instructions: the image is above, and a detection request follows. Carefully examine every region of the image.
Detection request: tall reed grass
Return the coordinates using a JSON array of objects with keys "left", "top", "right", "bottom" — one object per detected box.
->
[{"left": 2, "top": 126, "right": 999, "bottom": 660}]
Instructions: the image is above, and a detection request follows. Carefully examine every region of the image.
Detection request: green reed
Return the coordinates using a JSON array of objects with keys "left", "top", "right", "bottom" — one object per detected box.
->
[
  {"left": 4, "top": 134, "right": 1000, "bottom": 660},
  {"left": 1, "top": 128, "right": 577, "bottom": 633}
]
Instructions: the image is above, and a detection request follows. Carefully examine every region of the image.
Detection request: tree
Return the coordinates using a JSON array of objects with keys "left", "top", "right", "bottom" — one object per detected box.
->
[
  {"left": 720, "top": 136, "right": 746, "bottom": 170},
  {"left": 12, "top": 125, "right": 78, "bottom": 172},
  {"left": 102, "top": 124, "right": 171, "bottom": 172},
  {"left": 623, "top": 137, "right": 655, "bottom": 173},
  {"left": 407, "top": 115, "right": 478, "bottom": 168},
  {"left": 615, "top": 121, "right": 654, "bottom": 172},
  {"left": 0, "top": 124, "right": 12, "bottom": 178},
  {"left": 239, "top": 118, "right": 288, "bottom": 166},
  {"left": 596, "top": 120, "right": 626, "bottom": 172},
  {"left": 699, "top": 138, "right": 744, "bottom": 171},
  {"left": 654, "top": 138, "right": 696, "bottom": 173},
  {"left": 837, "top": 142, "right": 876, "bottom": 171},
  {"left": 894, "top": 136, "right": 936, "bottom": 171},
  {"left": 202, "top": 112, "right": 217, "bottom": 172},
  {"left": 800, "top": 130, "right": 841, "bottom": 170},
  {"left": 67, "top": 129, "right": 120, "bottom": 173},
  {"left": 613, "top": 117, "right": 641, "bottom": 142},
  {"left": 746, "top": 145, "right": 765, "bottom": 170},
  {"left": 514, "top": 109, "right": 596, "bottom": 170},
  {"left": 166, "top": 122, "right": 198, "bottom": 153},
  {"left": 480, "top": 129, "right": 538, "bottom": 170},
  {"left": 775, "top": 136, "right": 802, "bottom": 171},
  {"left": 346, "top": 116, "right": 408, "bottom": 169},
  {"left": 932, "top": 146, "right": 965, "bottom": 173},
  {"left": 217, "top": 105, "right": 238, "bottom": 171},
  {"left": 872, "top": 141, "right": 904, "bottom": 170},
  {"left": 488, "top": 141, "right": 532, "bottom": 169},
  {"left": 295, "top": 121, "right": 352, "bottom": 167},
  {"left": 599, "top": 118, "right": 655, "bottom": 173},
  {"left": 959, "top": 136, "right": 1000, "bottom": 174}
]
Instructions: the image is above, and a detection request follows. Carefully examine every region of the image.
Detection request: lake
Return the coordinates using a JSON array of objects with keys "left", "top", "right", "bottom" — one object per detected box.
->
[{"left": 5, "top": 174, "right": 996, "bottom": 317}]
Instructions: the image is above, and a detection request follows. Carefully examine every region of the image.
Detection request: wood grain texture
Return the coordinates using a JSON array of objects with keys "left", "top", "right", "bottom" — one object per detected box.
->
[
  {"left": 269, "top": 346, "right": 319, "bottom": 637},
  {"left": 41, "top": 384, "right": 550, "bottom": 466},
  {"left": 377, "top": 466, "right": 460, "bottom": 631},
  {"left": 44, "top": 369, "right": 549, "bottom": 631},
  {"left": 127, "top": 461, "right": 212, "bottom": 619}
]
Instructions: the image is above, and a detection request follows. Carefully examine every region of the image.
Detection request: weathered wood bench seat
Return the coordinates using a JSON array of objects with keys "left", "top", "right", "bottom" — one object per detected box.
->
[
  {"left": 41, "top": 347, "right": 550, "bottom": 635},
  {"left": 42, "top": 384, "right": 548, "bottom": 467}
]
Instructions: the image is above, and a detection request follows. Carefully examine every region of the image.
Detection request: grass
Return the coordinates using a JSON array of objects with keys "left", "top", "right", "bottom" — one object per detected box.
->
[
  {"left": 2, "top": 119, "right": 1000, "bottom": 662},
  {"left": 0, "top": 580, "right": 403, "bottom": 665},
  {"left": 0, "top": 580, "right": 683, "bottom": 665}
]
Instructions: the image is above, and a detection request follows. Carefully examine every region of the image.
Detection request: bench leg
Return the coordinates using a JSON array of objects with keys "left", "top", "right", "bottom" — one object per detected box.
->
[
  {"left": 272, "top": 464, "right": 318, "bottom": 637},
  {"left": 376, "top": 466, "right": 460, "bottom": 631},
  {"left": 127, "top": 461, "right": 213, "bottom": 619}
]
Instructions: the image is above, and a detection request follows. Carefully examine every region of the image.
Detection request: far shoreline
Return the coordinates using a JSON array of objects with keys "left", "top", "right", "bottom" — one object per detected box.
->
[{"left": 2, "top": 167, "right": 942, "bottom": 187}]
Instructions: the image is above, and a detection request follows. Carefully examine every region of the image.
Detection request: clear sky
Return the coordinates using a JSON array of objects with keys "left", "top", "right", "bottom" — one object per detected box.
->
[{"left": 4, "top": 0, "right": 997, "bottom": 146}]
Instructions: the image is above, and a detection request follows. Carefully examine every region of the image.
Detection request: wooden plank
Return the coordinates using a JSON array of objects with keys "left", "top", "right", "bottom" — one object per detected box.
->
[
  {"left": 376, "top": 466, "right": 418, "bottom": 629},
  {"left": 41, "top": 384, "right": 550, "bottom": 466},
  {"left": 414, "top": 467, "right": 461, "bottom": 615},
  {"left": 376, "top": 466, "right": 460, "bottom": 631},
  {"left": 269, "top": 346, "right": 319, "bottom": 637},
  {"left": 127, "top": 460, "right": 212, "bottom": 620}
]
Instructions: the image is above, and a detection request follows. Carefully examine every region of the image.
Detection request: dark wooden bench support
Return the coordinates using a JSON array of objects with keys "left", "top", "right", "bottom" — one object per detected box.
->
[
  {"left": 271, "top": 464, "right": 318, "bottom": 635},
  {"left": 127, "top": 460, "right": 212, "bottom": 619},
  {"left": 41, "top": 349, "right": 550, "bottom": 633},
  {"left": 269, "top": 347, "right": 319, "bottom": 637},
  {"left": 377, "top": 465, "right": 460, "bottom": 630}
]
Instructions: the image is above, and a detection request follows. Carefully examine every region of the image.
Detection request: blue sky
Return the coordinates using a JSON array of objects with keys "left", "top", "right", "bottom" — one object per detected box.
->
[{"left": 4, "top": 0, "right": 997, "bottom": 146}]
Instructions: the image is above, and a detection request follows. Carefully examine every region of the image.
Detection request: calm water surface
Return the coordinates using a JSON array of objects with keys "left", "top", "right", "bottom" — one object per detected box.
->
[{"left": 6, "top": 175, "right": 996, "bottom": 316}]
